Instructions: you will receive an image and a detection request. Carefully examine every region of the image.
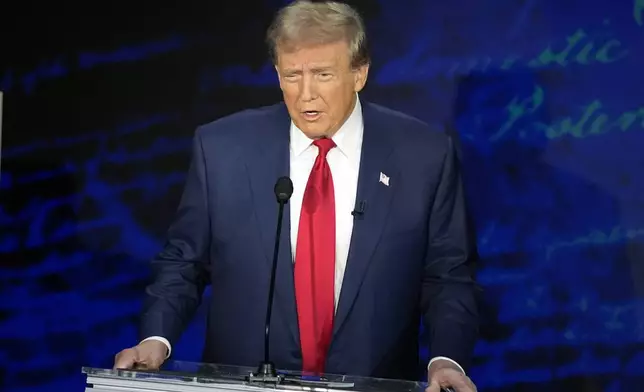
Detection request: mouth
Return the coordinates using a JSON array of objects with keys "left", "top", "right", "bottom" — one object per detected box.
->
[{"left": 301, "top": 111, "right": 322, "bottom": 120}]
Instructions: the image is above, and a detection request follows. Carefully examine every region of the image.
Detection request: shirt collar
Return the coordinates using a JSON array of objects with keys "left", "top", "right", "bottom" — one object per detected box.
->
[{"left": 290, "top": 95, "right": 363, "bottom": 158}]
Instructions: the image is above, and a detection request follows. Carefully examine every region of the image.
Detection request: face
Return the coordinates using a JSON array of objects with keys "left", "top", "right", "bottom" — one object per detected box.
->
[{"left": 275, "top": 40, "right": 369, "bottom": 139}]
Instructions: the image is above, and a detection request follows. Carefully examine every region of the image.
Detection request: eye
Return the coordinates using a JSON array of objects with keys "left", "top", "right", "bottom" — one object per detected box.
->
[{"left": 318, "top": 73, "right": 333, "bottom": 80}]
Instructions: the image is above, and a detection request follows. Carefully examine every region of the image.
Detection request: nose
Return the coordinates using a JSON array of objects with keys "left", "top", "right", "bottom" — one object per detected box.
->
[{"left": 299, "top": 74, "right": 318, "bottom": 102}]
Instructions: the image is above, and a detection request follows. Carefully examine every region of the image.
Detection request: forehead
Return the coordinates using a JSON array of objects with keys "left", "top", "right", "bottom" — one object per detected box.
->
[{"left": 277, "top": 41, "right": 351, "bottom": 70}]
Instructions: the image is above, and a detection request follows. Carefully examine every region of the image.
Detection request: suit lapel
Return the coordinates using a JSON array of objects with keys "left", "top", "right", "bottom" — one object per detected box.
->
[
  {"left": 333, "top": 103, "right": 399, "bottom": 336},
  {"left": 245, "top": 104, "right": 300, "bottom": 346}
]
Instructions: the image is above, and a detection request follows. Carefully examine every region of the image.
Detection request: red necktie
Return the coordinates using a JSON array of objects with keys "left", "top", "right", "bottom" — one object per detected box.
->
[{"left": 295, "top": 138, "right": 336, "bottom": 374}]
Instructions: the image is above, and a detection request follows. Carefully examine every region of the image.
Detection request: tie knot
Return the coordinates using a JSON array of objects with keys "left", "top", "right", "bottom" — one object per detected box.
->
[{"left": 313, "top": 138, "right": 336, "bottom": 158}]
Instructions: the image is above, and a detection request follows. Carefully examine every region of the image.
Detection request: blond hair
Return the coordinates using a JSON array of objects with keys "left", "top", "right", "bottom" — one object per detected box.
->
[{"left": 266, "top": 0, "right": 370, "bottom": 68}]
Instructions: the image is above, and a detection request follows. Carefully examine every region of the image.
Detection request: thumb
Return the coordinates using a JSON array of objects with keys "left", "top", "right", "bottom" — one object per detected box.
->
[{"left": 425, "top": 379, "right": 441, "bottom": 392}]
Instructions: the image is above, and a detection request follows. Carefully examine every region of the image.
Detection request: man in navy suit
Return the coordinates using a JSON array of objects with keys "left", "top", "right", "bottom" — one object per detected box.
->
[{"left": 114, "top": 1, "right": 479, "bottom": 391}]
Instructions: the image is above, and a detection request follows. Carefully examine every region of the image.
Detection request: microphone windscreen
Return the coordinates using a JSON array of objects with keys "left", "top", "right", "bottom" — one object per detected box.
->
[{"left": 274, "top": 176, "right": 294, "bottom": 203}]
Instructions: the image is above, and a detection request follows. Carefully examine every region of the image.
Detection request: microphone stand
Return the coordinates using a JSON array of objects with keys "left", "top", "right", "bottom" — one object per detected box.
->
[
  {"left": 247, "top": 177, "right": 292, "bottom": 384},
  {"left": 255, "top": 199, "right": 285, "bottom": 380},
  {"left": 245, "top": 177, "right": 355, "bottom": 390}
]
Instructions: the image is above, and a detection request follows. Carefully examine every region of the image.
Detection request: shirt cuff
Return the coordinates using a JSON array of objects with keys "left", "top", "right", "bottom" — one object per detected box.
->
[
  {"left": 428, "top": 356, "right": 466, "bottom": 375},
  {"left": 141, "top": 336, "right": 172, "bottom": 359}
]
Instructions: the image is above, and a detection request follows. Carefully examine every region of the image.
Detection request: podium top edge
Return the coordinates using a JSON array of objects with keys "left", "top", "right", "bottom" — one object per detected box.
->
[{"left": 81, "top": 361, "right": 427, "bottom": 392}]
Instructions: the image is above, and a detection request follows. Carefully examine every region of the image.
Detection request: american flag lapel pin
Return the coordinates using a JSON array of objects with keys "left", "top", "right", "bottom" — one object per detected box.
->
[{"left": 379, "top": 172, "right": 390, "bottom": 186}]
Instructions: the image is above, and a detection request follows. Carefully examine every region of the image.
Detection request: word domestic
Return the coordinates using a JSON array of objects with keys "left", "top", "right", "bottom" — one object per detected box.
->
[{"left": 375, "top": 25, "right": 628, "bottom": 84}]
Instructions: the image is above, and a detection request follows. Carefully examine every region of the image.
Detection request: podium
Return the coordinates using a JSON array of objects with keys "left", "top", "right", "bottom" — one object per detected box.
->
[{"left": 82, "top": 360, "right": 426, "bottom": 392}]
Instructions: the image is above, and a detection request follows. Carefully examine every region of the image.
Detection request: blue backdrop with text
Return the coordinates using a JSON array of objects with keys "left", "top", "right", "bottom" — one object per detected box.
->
[{"left": 1, "top": 0, "right": 643, "bottom": 391}]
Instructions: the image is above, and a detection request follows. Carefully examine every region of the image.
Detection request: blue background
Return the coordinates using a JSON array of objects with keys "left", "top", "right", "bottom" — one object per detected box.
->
[{"left": 1, "top": 0, "right": 644, "bottom": 391}]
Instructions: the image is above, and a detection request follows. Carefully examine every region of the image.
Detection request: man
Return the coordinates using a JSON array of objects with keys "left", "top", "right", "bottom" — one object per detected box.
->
[{"left": 114, "top": 1, "right": 479, "bottom": 391}]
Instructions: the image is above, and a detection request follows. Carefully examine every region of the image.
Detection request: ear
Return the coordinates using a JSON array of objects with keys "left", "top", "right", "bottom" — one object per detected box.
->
[{"left": 353, "top": 64, "right": 369, "bottom": 93}]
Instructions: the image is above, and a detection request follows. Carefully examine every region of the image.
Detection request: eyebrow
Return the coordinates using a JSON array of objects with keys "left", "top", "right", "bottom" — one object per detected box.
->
[
  {"left": 282, "top": 66, "right": 335, "bottom": 74},
  {"left": 311, "top": 67, "right": 334, "bottom": 73}
]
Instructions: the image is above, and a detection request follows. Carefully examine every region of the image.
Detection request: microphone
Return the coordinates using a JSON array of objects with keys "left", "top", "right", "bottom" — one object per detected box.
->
[
  {"left": 256, "top": 176, "right": 294, "bottom": 379},
  {"left": 351, "top": 200, "right": 366, "bottom": 218}
]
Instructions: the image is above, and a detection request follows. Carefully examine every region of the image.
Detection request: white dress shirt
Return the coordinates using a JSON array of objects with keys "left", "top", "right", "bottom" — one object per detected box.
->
[
  {"left": 289, "top": 98, "right": 362, "bottom": 308},
  {"left": 143, "top": 96, "right": 464, "bottom": 375}
]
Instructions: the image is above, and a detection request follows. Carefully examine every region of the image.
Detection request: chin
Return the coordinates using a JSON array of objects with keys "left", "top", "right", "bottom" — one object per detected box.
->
[{"left": 300, "top": 125, "right": 331, "bottom": 139}]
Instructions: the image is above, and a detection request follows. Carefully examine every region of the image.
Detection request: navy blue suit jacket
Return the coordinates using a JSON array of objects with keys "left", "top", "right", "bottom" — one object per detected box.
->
[{"left": 140, "top": 101, "right": 479, "bottom": 380}]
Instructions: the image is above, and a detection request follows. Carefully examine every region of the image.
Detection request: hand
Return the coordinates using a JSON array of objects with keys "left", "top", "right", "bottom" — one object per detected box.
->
[
  {"left": 113, "top": 340, "right": 168, "bottom": 370},
  {"left": 426, "top": 359, "right": 476, "bottom": 392}
]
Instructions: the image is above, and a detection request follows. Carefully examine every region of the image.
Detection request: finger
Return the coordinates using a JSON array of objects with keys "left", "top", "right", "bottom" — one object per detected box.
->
[
  {"left": 132, "top": 362, "right": 150, "bottom": 370},
  {"left": 151, "top": 357, "right": 165, "bottom": 369},
  {"left": 442, "top": 375, "right": 472, "bottom": 392},
  {"left": 136, "top": 348, "right": 164, "bottom": 370},
  {"left": 425, "top": 380, "right": 441, "bottom": 392},
  {"left": 113, "top": 349, "right": 137, "bottom": 370},
  {"left": 452, "top": 375, "right": 472, "bottom": 389},
  {"left": 142, "top": 357, "right": 163, "bottom": 370}
]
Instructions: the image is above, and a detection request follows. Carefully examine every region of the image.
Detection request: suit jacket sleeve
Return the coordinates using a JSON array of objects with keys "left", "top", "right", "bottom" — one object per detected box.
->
[
  {"left": 421, "top": 135, "right": 479, "bottom": 372},
  {"left": 139, "top": 129, "right": 211, "bottom": 346}
]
